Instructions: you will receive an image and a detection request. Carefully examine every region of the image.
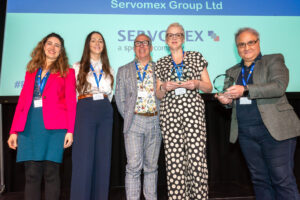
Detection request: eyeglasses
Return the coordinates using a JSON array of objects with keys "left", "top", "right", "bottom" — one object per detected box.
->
[
  {"left": 237, "top": 39, "right": 259, "bottom": 49},
  {"left": 134, "top": 40, "right": 150, "bottom": 47},
  {"left": 166, "top": 33, "right": 184, "bottom": 39}
]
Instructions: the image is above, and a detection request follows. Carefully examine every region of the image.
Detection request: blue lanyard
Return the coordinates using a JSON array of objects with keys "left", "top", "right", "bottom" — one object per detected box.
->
[
  {"left": 90, "top": 64, "right": 103, "bottom": 88},
  {"left": 37, "top": 68, "right": 50, "bottom": 95},
  {"left": 241, "top": 63, "right": 255, "bottom": 86},
  {"left": 171, "top": 51, "right": 185, "bottom": 81},
  {"left": 135, "top": 62, "right": 148, "bottom": 82}
]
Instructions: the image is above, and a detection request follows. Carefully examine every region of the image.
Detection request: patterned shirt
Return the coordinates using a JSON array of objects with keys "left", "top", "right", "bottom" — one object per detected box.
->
[{"left": 134, "top": 61, "right": 157, "bottom": 114}]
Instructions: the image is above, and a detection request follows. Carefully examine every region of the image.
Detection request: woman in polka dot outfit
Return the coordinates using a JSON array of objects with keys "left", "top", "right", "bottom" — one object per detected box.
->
[{"left": 155, "top": 23, "right": 213, "bottom": 199}]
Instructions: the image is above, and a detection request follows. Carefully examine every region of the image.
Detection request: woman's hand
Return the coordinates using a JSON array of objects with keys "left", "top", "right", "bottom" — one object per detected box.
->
[
  {"left": 162, "top": 81, "right": 181, "bottom": 91},
  {"left": 180, "top": 80, "right": 199, "bottom": 90},
  {"left": 7, "top": 134, "right": 18, "bottom": 150},
  {"left": 64, "top": 133, "right": 73, "bottom": 148}
]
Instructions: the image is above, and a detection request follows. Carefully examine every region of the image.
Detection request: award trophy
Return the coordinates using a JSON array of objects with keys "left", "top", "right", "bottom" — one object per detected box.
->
[{"left": 213, "top": 74, "right": 235, "bottom": 94}]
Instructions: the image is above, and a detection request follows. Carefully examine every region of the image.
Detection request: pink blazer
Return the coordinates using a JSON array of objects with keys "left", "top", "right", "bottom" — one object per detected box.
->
[{"left": 10, "top": 68, "right": 77, "bottom": 134}]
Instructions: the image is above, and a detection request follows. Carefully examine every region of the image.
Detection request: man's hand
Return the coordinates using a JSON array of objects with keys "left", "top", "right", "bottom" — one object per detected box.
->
[
  {"left": 215, "top": 93, "right": 233, "bottom": 105},
  {"left": 224, "top": 85, "right": 245, "bottom": 99}
]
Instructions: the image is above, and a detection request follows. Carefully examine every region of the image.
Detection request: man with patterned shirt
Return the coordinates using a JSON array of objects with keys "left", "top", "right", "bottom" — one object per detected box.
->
[{"left": 115, "top": 34, "right": 161, "bottom": 200}]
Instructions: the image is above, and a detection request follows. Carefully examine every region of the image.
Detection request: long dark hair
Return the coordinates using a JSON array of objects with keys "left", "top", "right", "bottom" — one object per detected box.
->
[
  {"left": 77, "top": 31, "right": 114, "bottom": 94},
  {"left": 27, "top": 33, "right": 69, "bottom": 76}
]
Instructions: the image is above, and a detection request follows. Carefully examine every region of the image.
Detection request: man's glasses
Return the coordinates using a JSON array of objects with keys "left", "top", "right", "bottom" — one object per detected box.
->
[
  {"left": 134, "top": 40, "right": 150, "bottom": 47},
  {"left": 166, "top": 33, "right": 184, "bottom": 39},
  {"left": 237, "top": 39, "right": 259, "bottom": 49}
]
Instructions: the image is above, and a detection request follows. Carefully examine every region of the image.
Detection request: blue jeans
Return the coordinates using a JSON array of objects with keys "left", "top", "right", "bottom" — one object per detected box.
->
[
  {"left": 124, "top": 114, "right": 161, "bottom": 200},
  {"left": 238, "top": 124, "right": 300, "bottom": 200}
]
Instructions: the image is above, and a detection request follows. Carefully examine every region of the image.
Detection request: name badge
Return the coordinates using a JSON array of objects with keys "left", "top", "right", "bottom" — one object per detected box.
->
[
  {"left": 175, "top": 88, "right": 186, "bottom": 96},
  {"left": 34, "top": 99, "right": 43, "bottom": 108},
  {"left": 138, "top": 91, "right": 148, "bottom": 98},
  {"left": 240, "top": 97, "right": 252, "bottom": 105},
  {"left": 93, "top": 93, "right": 104, "bottom": 101}
]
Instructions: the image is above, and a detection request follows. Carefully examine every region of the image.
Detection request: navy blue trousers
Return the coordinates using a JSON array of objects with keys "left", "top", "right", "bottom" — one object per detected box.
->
[
  {"left": 70, "top": 97, "right": 113, "bottom": 200},
  {"left": 238, "top": 124, "right": 300, "bottom": 200}
]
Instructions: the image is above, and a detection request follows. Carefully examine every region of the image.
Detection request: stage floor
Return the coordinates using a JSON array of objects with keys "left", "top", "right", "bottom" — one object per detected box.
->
[{"left": 0, "top": 182, "right": 256, "bottom": 200}]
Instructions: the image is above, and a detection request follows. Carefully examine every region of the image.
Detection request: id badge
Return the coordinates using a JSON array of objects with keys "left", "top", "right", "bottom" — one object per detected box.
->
[
  {"left": 93, "top": 93, "right": 104, "bottom": 101},
  {"left": 175, "top": 88, "right": 186, "bottom": 96},
  {"left": 240, "top": 97, "right": 252, "bottom": 105},
  {"left": 34, "top": 99, "right": 43, "bottom": 108},
  {"left": 138, "top": 91, "right": 148, "bottom": 98}
]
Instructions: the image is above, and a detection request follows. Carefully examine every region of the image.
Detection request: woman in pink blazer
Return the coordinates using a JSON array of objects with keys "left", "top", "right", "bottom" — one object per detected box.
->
[{"left": 7, "top": 33, "right": 76, "bottom": 200}]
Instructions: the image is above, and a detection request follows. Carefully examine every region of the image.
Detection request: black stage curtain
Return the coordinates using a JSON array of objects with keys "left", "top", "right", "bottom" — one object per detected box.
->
[{"left": 1, "top": 93, "right": 300, "bottom": 197}]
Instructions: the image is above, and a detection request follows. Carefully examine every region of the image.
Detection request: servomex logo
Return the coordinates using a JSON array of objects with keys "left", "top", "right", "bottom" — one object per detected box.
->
[{"left": 117, "top": 29, "right": 220, "bottom": 42}]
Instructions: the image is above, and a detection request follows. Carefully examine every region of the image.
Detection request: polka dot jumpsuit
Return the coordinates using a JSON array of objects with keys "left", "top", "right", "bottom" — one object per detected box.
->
[{"left": 155, "top": 51, "right": 208, "bottom": 200}]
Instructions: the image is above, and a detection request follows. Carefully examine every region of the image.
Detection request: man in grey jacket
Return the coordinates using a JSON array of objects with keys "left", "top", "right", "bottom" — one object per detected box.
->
[
  {"left": 115, "top": 34, "right": 161, "bottom": 200},
  {"left": 216, "top": 27, "right": 300, "bottom": 200}
]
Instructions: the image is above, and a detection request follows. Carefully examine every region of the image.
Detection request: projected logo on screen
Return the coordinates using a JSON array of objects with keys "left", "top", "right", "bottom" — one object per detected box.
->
[
  {"left": 118, "top": 30, "right": 204, "bottom": 42},
  {"left": 208, "top": 31, "right": 219, "bottom": 42},
  {"left": 117, "top": 29, "right": 220, "bottom": 52}
]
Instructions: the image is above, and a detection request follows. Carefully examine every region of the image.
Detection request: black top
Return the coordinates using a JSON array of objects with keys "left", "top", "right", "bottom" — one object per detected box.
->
[{"left": 236, "top": 53, "right": 264, "bottom": 127}]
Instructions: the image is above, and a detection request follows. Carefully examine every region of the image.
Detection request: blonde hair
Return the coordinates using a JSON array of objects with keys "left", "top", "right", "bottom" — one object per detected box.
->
[{"left": 165, "top": 22, "right": 185, "bottom": 40}]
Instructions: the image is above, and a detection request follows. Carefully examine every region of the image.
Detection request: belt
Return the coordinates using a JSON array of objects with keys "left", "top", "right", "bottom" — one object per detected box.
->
[
  {"left": 135, "top": 111, "right": 158, "bottom": 117},
  {"left": 78, "top": 93, "right": 108, "bottom": 100}
]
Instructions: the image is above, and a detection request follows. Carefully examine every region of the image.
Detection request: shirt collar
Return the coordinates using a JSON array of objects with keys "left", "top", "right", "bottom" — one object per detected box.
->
[
  {"left": 240, "top": 52, "right": 262, "bottom": 68},
  {"left": 135, "top": 59, "right": 153, "bottom": 68},
  {"left": 90, "top": 59, "right": 102, "bottom": 66}
]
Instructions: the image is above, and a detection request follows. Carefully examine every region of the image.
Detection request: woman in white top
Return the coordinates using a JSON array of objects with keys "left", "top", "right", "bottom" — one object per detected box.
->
[{"left": 70, "top": 31, "right": 114, "bottom": 200}]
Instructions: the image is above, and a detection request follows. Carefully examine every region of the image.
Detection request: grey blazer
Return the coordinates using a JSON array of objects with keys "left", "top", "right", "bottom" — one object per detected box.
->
[
  {"left": 115, "top": 60, "right": 160, "bottom": 133},
  {"left": 226, "top": 54, "right": 300, "bottom": 143}
]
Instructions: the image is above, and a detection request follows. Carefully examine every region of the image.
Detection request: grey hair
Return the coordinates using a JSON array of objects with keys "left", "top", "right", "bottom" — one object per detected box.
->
[
  {"left": 134, "top": 33, "right": 152, "bottom": 61},
  {"left": 235, "top": 27, "right": 260, "bottom": 44},
  {"left": 134, "top": 33, "right": 152, "bottom": 46},
  {"left": 166, "top": 22, "right": 185, "bottom": 40}
]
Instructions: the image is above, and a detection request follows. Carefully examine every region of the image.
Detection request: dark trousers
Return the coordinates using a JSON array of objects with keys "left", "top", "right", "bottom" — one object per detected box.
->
[
  {"left": 238, "top": 124, "right": 300, "bottom": 200},
  {"left": 70, "top": 98, "right": 113, "bottom": 200},
  {"left": 24, "top": 161, "right": 60, "bottom": 200}
]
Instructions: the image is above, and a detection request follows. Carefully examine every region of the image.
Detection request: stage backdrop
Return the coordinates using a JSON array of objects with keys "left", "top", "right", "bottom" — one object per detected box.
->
[{"left": 1, "top": 0, "right": 300, "bottom": 96}]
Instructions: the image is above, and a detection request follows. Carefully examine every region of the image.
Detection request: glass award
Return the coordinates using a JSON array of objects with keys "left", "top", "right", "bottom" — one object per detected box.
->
[{"left": 213, "top": 74, "right": 235, "bottom": 93}]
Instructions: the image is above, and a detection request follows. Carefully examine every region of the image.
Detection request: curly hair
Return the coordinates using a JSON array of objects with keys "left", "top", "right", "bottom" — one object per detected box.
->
[
  {"left": 26, "top": 33, "right": 69, "bottom": 77},
  {"left": 77, "top": 31, "right": 114, "bottom": 94}
]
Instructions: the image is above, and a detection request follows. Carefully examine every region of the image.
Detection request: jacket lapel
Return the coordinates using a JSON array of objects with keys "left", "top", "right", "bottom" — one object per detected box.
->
[
  {"left": 28, "top": 70, "right": 38, "bottom": 92},
  {"left": 43, "top": 72, "right": 59, "bottom": 93},
  {"left": 252, "top": 59, "right": 263, "bottom": 84},
  {"left": 232, "top": 64, "right": 242, "bottom": 83},
  {"left": 129, "top": 61, "right": 137, "bottom": 92}
]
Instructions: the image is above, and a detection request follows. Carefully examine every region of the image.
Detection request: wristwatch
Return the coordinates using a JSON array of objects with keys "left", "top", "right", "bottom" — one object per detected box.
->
[{"left": 243, "top": 85, "right": 249, "bottom": 97}]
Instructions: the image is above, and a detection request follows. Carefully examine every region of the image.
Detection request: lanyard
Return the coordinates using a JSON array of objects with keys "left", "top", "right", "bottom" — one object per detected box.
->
[
  {"left": 90, "top": 64, "right": 103, "bottom": 88},
  {"left": 241, "top": 63, "right": 255, "bottom": 86},
  {"left": 171, "top": 51, "right": 185, "bottom": 81},
  {"left": 135, "top": 62, "right": 148, "bottom": 83},
  {"left": 37, "top": 68, "right": 50, "bottom": 95}
]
